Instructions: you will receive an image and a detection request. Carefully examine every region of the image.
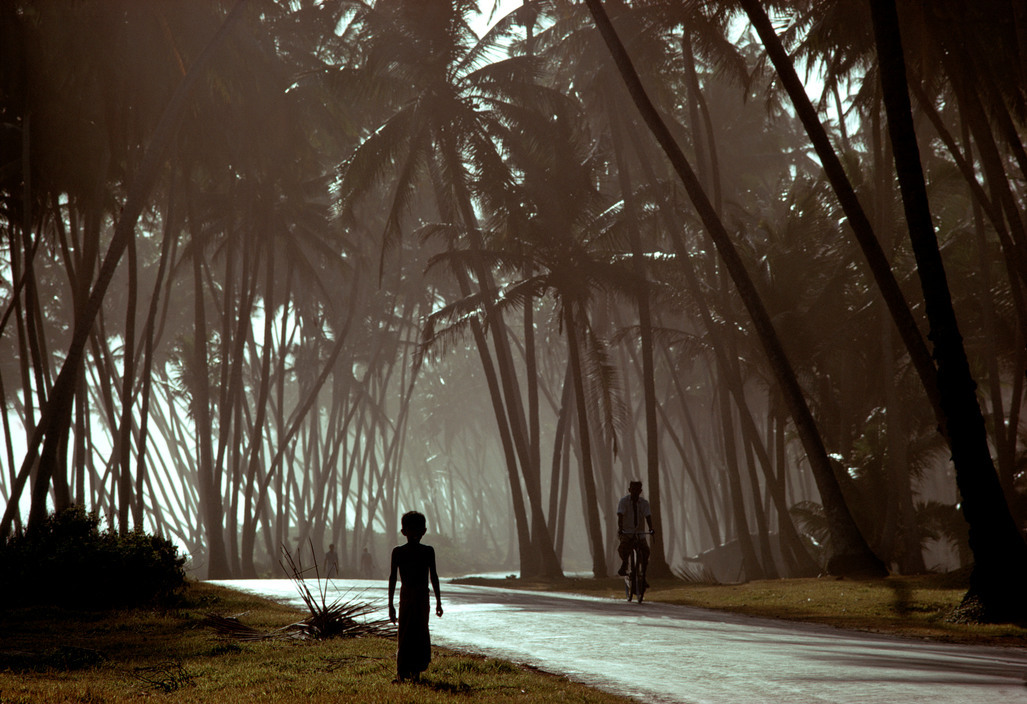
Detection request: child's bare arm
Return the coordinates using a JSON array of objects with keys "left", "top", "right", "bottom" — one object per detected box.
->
[
  {"left": 387, "top": 548, "right": 399, "bottom": 623},
  {"left": 429, "top": 547, "right": 442, "bottom": 617}
]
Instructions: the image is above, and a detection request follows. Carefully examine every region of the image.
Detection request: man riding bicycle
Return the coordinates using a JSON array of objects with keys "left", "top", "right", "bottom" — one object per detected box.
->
[{"left": 616, "top": 480, "right": 654, "bottom": 580}]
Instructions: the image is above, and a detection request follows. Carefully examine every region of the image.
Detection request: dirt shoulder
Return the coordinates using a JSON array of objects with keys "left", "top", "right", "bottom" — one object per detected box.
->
[
  {"left": 0, "top": 581, "right": 633, "bottom": 704},
  {"left": 452, "top": 573, "right": 1027, "bottom": 649}
]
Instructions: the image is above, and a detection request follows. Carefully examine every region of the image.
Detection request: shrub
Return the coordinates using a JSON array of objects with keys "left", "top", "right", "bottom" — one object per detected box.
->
[{"left": 0, "top": 506, "right": 186, "bottom": 609}]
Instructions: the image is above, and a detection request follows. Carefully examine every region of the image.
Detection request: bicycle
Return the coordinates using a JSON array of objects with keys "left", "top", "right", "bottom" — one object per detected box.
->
[{"left": 620, "top": 530, "right": 653, "bottom": 603}]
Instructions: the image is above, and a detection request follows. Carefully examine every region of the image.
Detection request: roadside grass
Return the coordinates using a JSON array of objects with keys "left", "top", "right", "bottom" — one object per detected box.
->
[
  {"left": 0, "top": 581, "right": 631, "bottom": 704},
  {"left": 454, "top": 571, "right": 1027, "bottom": 648}
]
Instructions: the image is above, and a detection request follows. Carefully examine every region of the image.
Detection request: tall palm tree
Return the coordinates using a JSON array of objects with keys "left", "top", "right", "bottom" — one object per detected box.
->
[
  {"left": 581, "top": 0, "right": 886, "bottom": 577},
  {"left": 736, "top": 0, "right": 944, "bottom": 435},
  {"left": 2, "top": 0, "right": 252, "bottom": 539},
  {"left": 423, "top": 81, "right": 654, "bottom": 576},
  {"left": 333, "top": 0, "right": 568, "bottom": 577},
  {"left": 868, "top": 0, "right": 1027, "bottom": 622}
]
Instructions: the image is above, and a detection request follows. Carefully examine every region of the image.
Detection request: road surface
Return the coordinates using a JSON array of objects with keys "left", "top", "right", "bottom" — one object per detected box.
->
[{"left": 210, "top": 579, "right": 1027, "bottom": 703}]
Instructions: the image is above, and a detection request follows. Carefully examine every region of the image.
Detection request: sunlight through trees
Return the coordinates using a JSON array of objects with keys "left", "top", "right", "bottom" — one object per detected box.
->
[{"left": 2, "top": 0, "right": 1025, "bottom": 621}]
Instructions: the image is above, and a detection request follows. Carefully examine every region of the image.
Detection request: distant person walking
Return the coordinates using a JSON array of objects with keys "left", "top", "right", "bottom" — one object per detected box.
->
[
  {"left": 388, "top": 511, "right": 443, "bottom": 683},
  {"left": 361, "top": 547, "right": 375, "bottom": 578},
  {"left": 616, "top": 480, "right": 653, "bottom": 578},
  {"left": 325, "top": 543, "right": 339, "bottom": 578}
]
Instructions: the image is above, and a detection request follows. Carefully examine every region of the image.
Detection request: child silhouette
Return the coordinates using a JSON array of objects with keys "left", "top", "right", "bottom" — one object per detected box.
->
[{"left": 388, "top": 511, "right": 443, "bottom": 682}]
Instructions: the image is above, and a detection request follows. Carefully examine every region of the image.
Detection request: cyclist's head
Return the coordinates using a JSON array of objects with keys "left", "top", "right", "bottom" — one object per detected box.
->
[{"left": 628, "top": 480, "right": 642, "bottom": 496}]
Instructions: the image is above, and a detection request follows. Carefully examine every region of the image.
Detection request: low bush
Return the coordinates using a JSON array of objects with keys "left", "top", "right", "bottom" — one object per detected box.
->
[{"left": 0, "top": 506, "right": 186, "bottom": 609}]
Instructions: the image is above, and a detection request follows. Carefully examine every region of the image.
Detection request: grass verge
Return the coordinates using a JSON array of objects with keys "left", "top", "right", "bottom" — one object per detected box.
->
[
  {"left": 454, "top": 571, "right": 1027, "bottom": 648},
  {"left": 0, "top": 580, "right": 632, "bottom": 704}
]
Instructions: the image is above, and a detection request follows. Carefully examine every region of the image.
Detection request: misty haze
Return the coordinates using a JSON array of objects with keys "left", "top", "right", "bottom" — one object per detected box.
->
[{"left": 2, "top": 1, "right": 1027, "bottom": 693}]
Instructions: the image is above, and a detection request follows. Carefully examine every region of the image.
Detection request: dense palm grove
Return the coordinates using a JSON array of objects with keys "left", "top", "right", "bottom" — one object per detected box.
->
[{"left": 2, "top": 1, "right": 1026, "bottom": 621}]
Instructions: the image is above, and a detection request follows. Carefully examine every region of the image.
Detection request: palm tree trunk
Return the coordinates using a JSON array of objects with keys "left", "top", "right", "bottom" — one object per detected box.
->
[
  {"left": 192, "top": 233, "right": 231, "bottom": 578},
  {"left": 548, "top": 363, "right": 573, "bottom": 540},
  {"left": 869, "top": 0, "right": 1027, "bottom": 621},
  {"left": 134, "top": 183, "right": 180, "bottom": 528},
  {"left": 609, "top": 108, "right": 671, "bottom": 578},
  {"left": 717, "top": 380, "right": 764, "bottom": 581},
  {"left": 742, "top": 421, "right": 778, "bottom": 579},
  {"left": 735, "top": 0, "right": 944, "bottom": 432},
  {"left": 556, "top": 414, "right": 573, "bottom": 560},
  {"left": 242, "top": 273, "right": 359, "bottom": 572},
  {"left": 1, "top": 0, "right": 250, "bottom": 539},
  {"left": 913, "top": 84, "right": 1027, "bottom": 296},
  {"left": 655, "top": 399, "right": 720, "bottom": 551},
  {"left": 565, "top": 302, "right": 609, "bottom": 578},
  {"left": 445, "top": 157, "right": 563, "bottom": 578},
  {"left": 239, "top": 250, "right": 276, "bottom": 576},
  {"left": 116, "top": 229, "right": 138, "bottom": 535},
  {"left": 474, "top": 320, "right": 537, "bottom": 575},
  {"left": 523, "top": 296, "right": 554, "bottom": 572},
  {"left": 871, "top": 98, "right": 925, "bottom": 574},
  {"left": 630, "top": 102, "right": 818, "bottom": 575},
  {"left": 584, "top": 0, "right": 885, "bottom": 577}
]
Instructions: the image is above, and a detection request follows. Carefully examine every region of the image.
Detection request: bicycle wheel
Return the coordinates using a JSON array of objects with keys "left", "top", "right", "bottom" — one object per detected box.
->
[{"left": 625, "top": 549, "right": 637, "bottom": 601}]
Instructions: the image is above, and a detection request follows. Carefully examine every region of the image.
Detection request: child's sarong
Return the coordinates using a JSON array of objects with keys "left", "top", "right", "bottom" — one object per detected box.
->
[{"left": 397, "top": 590, "right": 430, "bottom": 677}]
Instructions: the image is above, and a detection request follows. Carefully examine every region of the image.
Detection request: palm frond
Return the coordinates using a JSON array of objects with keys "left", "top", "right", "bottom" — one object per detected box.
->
[
  {"left": 464, "top": 54, "right": 543, "bottom": 97},
  {"left": 458, "top": 3, "right": 524, "bottom": 76},
  {"left": 334, "top": 103, "right": 418, "bottom": 220},
  {"left": 426, "top": 246, "right": 538, "bottom": 282},
  {"left": 494, "top": 275, "right": 551, "bottom": 313},
  {"left": 673, "top": 559, "right": 719, "bottom": 585},
  {"left": 415, "top": 221, "right": 464, "bottom": 245},
  {"left": 280, "top": 544, "right": 394, "bottom": 640},
  {"left": 579, "top": 317, "right": 627, "bottom": 455},
  {"left": 380, "top": 122, "right": 435, "bottom": 275},
  {"left": 203, "top": 613, "right": 273, "bottom": 641},
  {"left": 789, "top": 500, "right": 830, "bottom": 550},
  {"left": 421, "top": 290, "right": 488, "bottom": 353},
  {"left": 915, "top": 500, "right": 971, "bottom": 566}
]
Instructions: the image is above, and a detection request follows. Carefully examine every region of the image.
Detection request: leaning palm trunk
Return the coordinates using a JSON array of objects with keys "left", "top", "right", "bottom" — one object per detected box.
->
[
  {"left": 115, "top": 230, "right": 139, "bottom": 536},
  {"left": 241, "top": 272, "right": 360, "bottom": 576},
  {"left": 655, "top": 394, "right": 721, "bottom": 550},
  {"left": 870, "top": 99, "right": 926, "bottom": 574},
  {"left": 238, "top": 250, "right": 277, "bottom": 576},
  {"left": 736, "top": 0, "right": 944, "bottom": 435},
  {"left": 191, "top": 232, "right": 231, "bottom": 579},
  {"left": 0, "top": 0, "right": 251, "bottom": 539},
  {"left": 868, "top": 0, "right": 1027, "bottom": 622},
  {"left": 920, "top": 101, "right": 1027, "bottom": 527},
  {"left": 450, "top": 180, "right": 563, "bottom": 578},
  {"left": 583, "top": 0, "right": 885, "bottom": 577},
  {"left": 565, "top": 302, "right": 609, "bottom": 578},
  {"left": 609, "top": 109, "right": 672, "bottom": 578},
  {"left": 717, "top": 380, "right": 764, "bottom": 580},
  {"left": 133, "top": 184, "right": 180, "bottom": 528},
  {"left": 431, "top": 136, "right": 562, "bottom": 578}
]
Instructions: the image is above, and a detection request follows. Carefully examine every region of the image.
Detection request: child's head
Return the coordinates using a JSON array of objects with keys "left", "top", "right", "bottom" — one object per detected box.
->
[{"left": 401, "top": 511, "right": 427, "bottom": 539}]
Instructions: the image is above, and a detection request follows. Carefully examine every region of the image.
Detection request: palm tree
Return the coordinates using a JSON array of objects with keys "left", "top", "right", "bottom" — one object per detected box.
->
[
  {"left": 736, "top": 0, "right": 945, "bottom": 436},
  {"left": 2, "top": 0, "right": 253, "bottom": 539},
  {"left": 422, "top": 79, "right": 658, "bottom": 576},
  {"left": 868, "top": 0, "right": 1027, "bottom": 622},
  {"left": 333, "top": 0, "right": 569, "bottom": 578},
  {"left": 581, "top": 0, "right": 886, "bottom": 577}
]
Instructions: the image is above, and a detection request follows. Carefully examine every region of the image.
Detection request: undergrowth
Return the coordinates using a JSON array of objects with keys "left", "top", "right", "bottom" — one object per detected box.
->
[
  {"left": 0, "top": 506, "right": 186, "bottom": 609},
  {"left": 0, "top": 580, "right": 632, "bottom": 704}
]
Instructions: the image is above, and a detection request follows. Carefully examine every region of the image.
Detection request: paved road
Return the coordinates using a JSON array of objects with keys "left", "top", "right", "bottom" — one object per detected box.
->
[{"left": 211, "top": 579, "right": 1027, "bottom": 703}]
